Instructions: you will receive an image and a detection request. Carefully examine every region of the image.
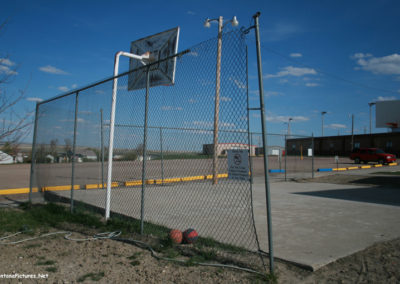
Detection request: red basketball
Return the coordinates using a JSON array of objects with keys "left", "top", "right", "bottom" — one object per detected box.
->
[
  {"left": 169, "top": 229, "right": 183, "bottom": 244},
  {"left": 183, "top": 228, "right": 198, "bottom": 244}
]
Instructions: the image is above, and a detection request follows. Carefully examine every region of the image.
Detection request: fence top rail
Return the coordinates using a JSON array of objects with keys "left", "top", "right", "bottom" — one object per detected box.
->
[{"left": 37, "top": 49, "right": 191, "bottom": 106}]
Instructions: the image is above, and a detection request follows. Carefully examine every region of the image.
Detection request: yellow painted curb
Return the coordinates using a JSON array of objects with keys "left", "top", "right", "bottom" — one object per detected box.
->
[
  {"left": 333, "top": 168, "right": 347, "bottom": 171},
  {"left": 181, "top": 176, "right": 205, "bottom": 182},
  {"left": 361, "top": 166, "right": 371, "bottom": 169},
  {"left": 347, "top": 166, "right": 359, "bottom": 170},
  {"left": 374, "top": 164, "right": 383, "bottom": 168},
  {"left": 0, "top": 187, "right": 38, "bottom": 195},
  {"left": 42, "top": 185, "right": 80, "bottom": 191},
  {"left": 85, "top": 182, "right": 118, "bottom": 189},
  {"left": 125, "top": 180, "right": 142, "bottom": 186},
  {"left": 388, "top": 162, "right": 398, "bottom": 166},
  {"left": 217, "top": 173, "right": 228, "bottom": 178}
]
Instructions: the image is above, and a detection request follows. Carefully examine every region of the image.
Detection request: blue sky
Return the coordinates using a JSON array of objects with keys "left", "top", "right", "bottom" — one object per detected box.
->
[{"left": 1, "top": 0, "right": 400, "bottom": 142}]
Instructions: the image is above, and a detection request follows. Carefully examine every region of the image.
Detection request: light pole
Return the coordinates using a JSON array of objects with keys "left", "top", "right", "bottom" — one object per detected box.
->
[
  {"left": 204, "top": 15, "right": 239, "bottom": 185},
  {"left": 287, "top": 117, "right": 293, "bottom": 136},
  {"left": 321, "top": 111, "right": 327, "bottom": 137},
  {"left": 368, "top": 102, "right": 376, "bottom": 134}
]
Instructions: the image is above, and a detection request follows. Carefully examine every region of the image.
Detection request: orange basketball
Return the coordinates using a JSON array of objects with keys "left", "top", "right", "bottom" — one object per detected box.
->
[{"left": 169, "top": 229, "right": 183, "bottom": 244}]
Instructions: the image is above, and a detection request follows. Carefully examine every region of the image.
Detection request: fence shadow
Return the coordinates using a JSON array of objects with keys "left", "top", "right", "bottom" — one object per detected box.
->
[{"left": 294, "top": 186, "right": 400, "bottom": 207}]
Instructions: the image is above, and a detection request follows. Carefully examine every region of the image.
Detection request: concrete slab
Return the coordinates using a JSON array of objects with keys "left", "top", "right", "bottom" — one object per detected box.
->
[{"left": 252, "top": 177, "right": 400, "bottom": 270}]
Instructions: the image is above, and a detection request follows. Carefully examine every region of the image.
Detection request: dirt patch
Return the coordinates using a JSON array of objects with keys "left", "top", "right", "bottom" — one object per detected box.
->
[{"left": 1, "top": 228, "right": 399, "bottom": 283}]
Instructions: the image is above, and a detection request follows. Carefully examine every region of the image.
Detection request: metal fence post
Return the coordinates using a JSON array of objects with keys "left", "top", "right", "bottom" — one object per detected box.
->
[
  {"left": 284, "top": 134, "right": 287, "bottom": 182},
  {"left": 160, "top": 127, "right": 164, "bottom": 185},
  {"left": 140, "top": 67, "right": 151, "bottom": 235},
  {"left": 246, "top": 46, "right": 254, "bottom": 185},
  {"left": 29, "top": 103, "right": 39, "bottom": 202},
  {"left": 70, "top": 91, "right": 79, "bottom": 213},
  {"left": 253, "top": 12, "right": 274, "bottom": 274},
  {"left": 312, "top": 133, "right": 315, "bottom": 179},
  {"left": 100, "top": 108, "right": 105, "bottom": 189}
]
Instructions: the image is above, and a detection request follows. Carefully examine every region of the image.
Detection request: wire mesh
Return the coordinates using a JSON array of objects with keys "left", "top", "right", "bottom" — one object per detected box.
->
[{"left": 31, "top": 29, "right": 269, "bottom": 272}]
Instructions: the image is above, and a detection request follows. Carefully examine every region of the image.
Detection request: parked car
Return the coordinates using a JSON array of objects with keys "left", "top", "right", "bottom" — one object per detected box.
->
[{"left": 350, "top": 148, "right": 396, "bottom": 164}]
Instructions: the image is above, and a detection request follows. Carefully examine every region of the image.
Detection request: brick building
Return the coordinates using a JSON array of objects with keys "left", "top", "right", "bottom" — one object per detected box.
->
[{"left": 287, "top": 132, "right": 400, "bottom": 157}]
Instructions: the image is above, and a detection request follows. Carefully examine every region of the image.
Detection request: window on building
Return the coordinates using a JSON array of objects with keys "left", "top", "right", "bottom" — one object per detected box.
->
[{"left": 354, "top": 142, "right": 360, "bottom": 149}]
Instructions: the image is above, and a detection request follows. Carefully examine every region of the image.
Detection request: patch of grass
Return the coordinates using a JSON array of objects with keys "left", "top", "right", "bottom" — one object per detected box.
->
[
  {"left": 127, "top": 252, "right": 142, "bottom": 260},
  {"left": 36, "top": 260, "right": 56, "bottom": 266},
  {"left": 248, "top": 273, "right": 278, "bottom": 284},
  {"left": 130, "top": 260, "right": 140, "bottom": 266},
  {"left": 23, "top": 243, "right": 41, "bottom": 249},
  {"left": 77, "top": 272, "right": 105, "bottom": 282},
  {"left": 197, "top": 236, "right": 246, "bottom": 254},
  {"left": 45, "top": 267, "right": 57, "bottom": 273}
]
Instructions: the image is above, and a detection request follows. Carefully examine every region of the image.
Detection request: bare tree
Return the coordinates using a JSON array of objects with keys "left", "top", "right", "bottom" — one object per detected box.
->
[{"left": 0, "top": 19, "right": 32, "bottom": 145}]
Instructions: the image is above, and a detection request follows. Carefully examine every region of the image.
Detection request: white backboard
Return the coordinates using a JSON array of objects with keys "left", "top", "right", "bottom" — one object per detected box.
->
[
  {"left": 375, "top": 100, "right": 400, "bottom": 128},
  {"left": 128, "top": 27, "right": 180, "bottom": 91}
]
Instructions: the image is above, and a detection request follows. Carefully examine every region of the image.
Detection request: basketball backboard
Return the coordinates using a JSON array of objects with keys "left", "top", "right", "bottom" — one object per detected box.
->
[
  {"left": 128, "top": 27, "right": 180, "bottom": 91},
  {"left": 375, "top": 100, "right": 400, "bottom": 129}
]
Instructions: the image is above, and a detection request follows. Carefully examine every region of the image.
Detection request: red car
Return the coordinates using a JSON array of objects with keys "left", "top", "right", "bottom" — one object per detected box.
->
[{"left": 350, "top": 148, "right": 396, "bottom": 164}]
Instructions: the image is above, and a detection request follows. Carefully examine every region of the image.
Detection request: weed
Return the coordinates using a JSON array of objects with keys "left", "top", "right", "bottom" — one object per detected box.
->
[
  {"left": 127, "top": 252, "right": 142, "bottom": 260},
  {"left": 23, "top": 243, "right": 41, "bottom": 249},
  {"left": 36, "top": 260, "right": 56, "bottom": 266},
  {"left": 77, "top": 272, "right": 105, "bottom": 282},
  {"left": 45, "top": 267, "right": 57, "bottom": 273},
  {"left": 130, "top": 260, "right": 140, "bottom": 266}
]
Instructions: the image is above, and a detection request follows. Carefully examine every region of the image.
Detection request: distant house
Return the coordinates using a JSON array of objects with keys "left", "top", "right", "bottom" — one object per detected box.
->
[
  {"left": 76, "top": 149, "right": 98, "bottom": 161},
  {"left": 0, "top": 151, "right": 14, "bottom": 164}
]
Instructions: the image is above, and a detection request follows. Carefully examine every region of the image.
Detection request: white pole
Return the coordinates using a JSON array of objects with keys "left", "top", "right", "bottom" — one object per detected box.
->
[{"left": 106, "top": 51, "right": 149, "bottom": 220}]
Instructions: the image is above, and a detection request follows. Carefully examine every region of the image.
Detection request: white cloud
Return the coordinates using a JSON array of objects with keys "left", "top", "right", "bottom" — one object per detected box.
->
[
  {"left": 375, "top": 96, "right": 398, "bottom": 101},
  {"left": 352, "top": 53, "right": 400, "bottom": 75},
  {"left": 327, "top": 123, "right": 346, "bottom": 129},
  {"left": 220, "top": 96, "right": 232, "bottom": 102},
  {"left": 290, "top": 53, "right": 302, "bottom": 58},
  {"left": 250, "top": 90, "right": 283, "bottom": 97},
  {"left": 305, "top": 82, "right": 319, "bottom": 87},
  {"left": 266, "top": 114, "right": 309, "bottom": 123},
  {"left": 39, "top": 65, "right": 68, "bottom": 75},
  {"left": 0, "top": 65, "right": 17, "bottom": 75},
  {"left": 193, "top": 121, "right": 213, "bottom": 128},
  {"left": 161, "top": 106, "right": 183, "bottom": 111},
  {"left": 26, "top": 97, "right": 43, "bottom": 102},
  {"left": 187, "top": 11, "right": 196, "bottom": 15},
  {"left": 58, "top": 86, "right": 69, "bottom": 92},
  {"left": 72, "top": 84, "right": 78, "bottom": 89},
  {"left": 0, "top": 58, "right": 16, "bottom": 66},
  {"left": 265, "top": 66, "right": 317, "bottom": 78}
]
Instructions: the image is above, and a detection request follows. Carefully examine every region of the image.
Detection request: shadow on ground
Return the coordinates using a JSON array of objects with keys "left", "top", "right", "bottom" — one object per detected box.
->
[{"left": 294, "top": 186, "right": 400, "bottom": 207}]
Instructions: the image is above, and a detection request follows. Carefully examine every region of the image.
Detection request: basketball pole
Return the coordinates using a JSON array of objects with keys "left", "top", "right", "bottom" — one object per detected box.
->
[
  {"left": 106, "top": 51, "right": 150, "bottom": 220},
  {"left": 140, "top": 67, "right": 151, "bottom": 235}
]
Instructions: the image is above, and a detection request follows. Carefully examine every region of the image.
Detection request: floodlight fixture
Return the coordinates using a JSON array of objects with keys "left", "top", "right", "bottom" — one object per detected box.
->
[
  {"left": 204, "top": 18, "right": 211, "bottom": 28},
  {"left": 231, "top": 16, "right": 239, "bottom": 27}
]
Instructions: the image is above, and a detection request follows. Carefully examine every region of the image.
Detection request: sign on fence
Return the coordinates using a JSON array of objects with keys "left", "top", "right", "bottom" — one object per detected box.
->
[{"left": 227, "top": 149, "right": 249, "bottom": 180}]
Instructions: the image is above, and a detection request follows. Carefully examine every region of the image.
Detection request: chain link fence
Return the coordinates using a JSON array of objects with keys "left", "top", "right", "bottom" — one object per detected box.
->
[
  {"left": 249, "top": 133, "right": 314, "bottom": 181},
  {"left": 30, "top": 30, "right": 270, "bottom": 272}
]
